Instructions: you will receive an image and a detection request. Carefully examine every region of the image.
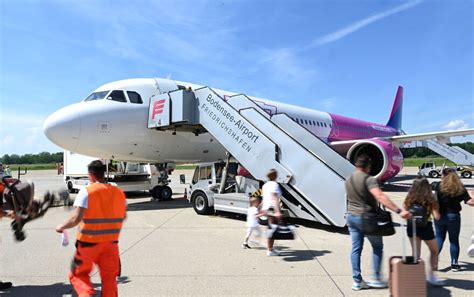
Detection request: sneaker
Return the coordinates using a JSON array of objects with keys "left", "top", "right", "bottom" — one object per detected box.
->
[
  {"left": 241, "top": 243, "right": 251, "bottom": 249},
  {"left": 0, "top": 282, "right": 12, "bottom": 290},
  {"left": 352, "top": 280, "right": 370, "bottom": 291},
  {"left": 468, "top": 244, "right": 474, "bottom": 258},
  {"left": 367, "top": 280, "right": 388, "bottom": 289},
  {"left": 266, "top": 250, "right": 278, "bottom": 256},
  {"left": 451, "top": 264, "right": 460, "bottom": 272},
  {"left": 427, "top": 274, "right": 446, "bottom": 286}
]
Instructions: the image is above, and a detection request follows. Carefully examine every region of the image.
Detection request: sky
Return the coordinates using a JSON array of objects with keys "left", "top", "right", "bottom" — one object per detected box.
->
[{"left": 0, "top": 0, "right": 472, "bottom": 155}]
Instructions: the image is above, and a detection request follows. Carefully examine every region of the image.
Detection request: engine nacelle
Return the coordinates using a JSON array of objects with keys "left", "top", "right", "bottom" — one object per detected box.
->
[{"left": 346, "top": 140, "right": 403, "bottom": 182}]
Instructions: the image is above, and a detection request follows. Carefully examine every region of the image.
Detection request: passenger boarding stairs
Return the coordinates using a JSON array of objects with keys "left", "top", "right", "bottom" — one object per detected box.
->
[
  {"left": 148, "top": 88, "right": 355, "bottom": 227},
  {"left": 404, "top": 140, "right": 473, "bottom": 166}
]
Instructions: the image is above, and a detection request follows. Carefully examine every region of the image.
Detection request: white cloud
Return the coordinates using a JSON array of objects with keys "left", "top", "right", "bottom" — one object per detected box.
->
[
  {"left": 443, "top": 119, "right": 470, "bottom": 130},
  {"left": 257, "top": 48, "right": 317, "bottom": 87},
  {"left": 303, "top": 0, "right": 423, "bottom": 49}
]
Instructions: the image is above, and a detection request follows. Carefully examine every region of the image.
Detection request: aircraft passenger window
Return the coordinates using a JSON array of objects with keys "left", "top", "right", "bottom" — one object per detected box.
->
[
  {"left": 107, "top": 90, "right": 127, "bottom": 103},
  {"left": 324, "top": 123, "right": 327, "bottom": 127},
  {"left": 305, "top": 120, "right": 308, "bottom": 125},
  {"left": 84, "top": 91, "right": 109, "bottom": 101},
  {"left": 127, "top": 91, "right": 143, "bottom": 104},
  {"left": 313, "top": 121, "right": 316, "bottom": 126}
]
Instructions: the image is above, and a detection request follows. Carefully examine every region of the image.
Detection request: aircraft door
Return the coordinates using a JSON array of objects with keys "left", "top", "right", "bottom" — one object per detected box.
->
[{"left": 154, "top": 78, "right": 178, "bottom": 94}]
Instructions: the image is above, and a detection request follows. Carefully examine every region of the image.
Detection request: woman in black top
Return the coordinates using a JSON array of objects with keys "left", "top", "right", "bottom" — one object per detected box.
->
[{"left": 434, "top": 169, "right": 474, "bottom": 271}]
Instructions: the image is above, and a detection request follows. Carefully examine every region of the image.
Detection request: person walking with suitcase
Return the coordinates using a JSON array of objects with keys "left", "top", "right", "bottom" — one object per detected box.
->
[
  {"left": 403, "top": 177, "right": 445, "bottom": 286},
  {"left": 56, "top": 160, "right": 127, "bottom": 297},
  {"left": 433, "top": 169, "right": 474, "bottom": 271},
  {"left": 345, "top": 155, "right": 411, "bottom": 291}
]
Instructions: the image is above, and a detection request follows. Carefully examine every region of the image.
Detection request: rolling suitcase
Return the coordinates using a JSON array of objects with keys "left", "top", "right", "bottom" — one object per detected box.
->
[{"left": 389, "top": 219, "right": 427, "bottom": 297}]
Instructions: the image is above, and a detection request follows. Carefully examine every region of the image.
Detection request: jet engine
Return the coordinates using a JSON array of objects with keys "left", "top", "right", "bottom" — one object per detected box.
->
[{"left": 346, "top": 139, "right": 403, "bottom": 181}]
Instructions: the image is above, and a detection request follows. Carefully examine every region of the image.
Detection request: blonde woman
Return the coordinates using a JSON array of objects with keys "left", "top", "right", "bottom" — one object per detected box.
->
[{"left": 433, "top": 169, "right": 474, "bottom": 271}]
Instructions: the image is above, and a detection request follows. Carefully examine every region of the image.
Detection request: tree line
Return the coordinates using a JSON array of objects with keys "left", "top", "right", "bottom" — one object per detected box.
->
[
  {"left": 0, "top": 152, "right": 63, "bottom": 165},
  {"left": 0, "top": 142, "right": 473, "bottom": 164}
]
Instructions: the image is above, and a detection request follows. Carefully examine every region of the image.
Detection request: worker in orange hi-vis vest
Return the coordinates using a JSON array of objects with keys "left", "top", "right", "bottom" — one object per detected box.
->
[{"left": 56, "top": 160, "right": 126, "bottom": 297}]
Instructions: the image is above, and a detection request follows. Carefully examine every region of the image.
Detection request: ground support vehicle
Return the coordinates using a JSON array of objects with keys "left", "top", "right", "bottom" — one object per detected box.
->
[
  {"left": 418, "top": 161, "right": 472, "bottom": 179},
  {"left": 63, "top": 151, "right": 164, "bottom": 197}
]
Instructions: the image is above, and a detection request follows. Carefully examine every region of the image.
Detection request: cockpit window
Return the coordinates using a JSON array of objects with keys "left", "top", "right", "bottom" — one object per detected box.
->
[
  {"left": 84, "top": 91, "right": 109, "bottom": 101},
  {"left": 127, "top": 91, "right": 143, "bottom": 104},
  {"left": 107, "top": 90, "right": 127, "bottom": 103}
]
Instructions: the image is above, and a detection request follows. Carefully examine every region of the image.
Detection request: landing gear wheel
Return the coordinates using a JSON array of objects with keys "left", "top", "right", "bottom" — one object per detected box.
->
[
  {"left": 192, "top": 192, "right": 212, "bottom": 215},
  {"left": 429, "top": 171, "right": 440, "bottom": 178},
  {"left": 150, "top": 186, "right": 162, "bottom": 200},
  {"left": 461, "top": 171, "right": 472, "bottom": 179},
  {"left": 160, "top": 186, "right": 173, "bottom": 200}
]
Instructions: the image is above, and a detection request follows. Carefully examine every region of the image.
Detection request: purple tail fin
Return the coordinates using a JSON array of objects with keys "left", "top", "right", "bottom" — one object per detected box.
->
[{"left": 386, "top": 86, "right": 403, "bottom": 130}]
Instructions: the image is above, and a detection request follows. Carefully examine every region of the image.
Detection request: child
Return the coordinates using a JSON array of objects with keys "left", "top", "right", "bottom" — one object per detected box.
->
[
  {"left": 404, "top": 177, "right": 444, "bottom": 286},
  {"left": 242, "top": 197, "right": 262, "bottom": 249}
]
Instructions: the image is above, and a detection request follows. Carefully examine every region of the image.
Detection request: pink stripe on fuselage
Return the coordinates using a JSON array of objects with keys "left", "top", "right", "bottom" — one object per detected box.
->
[{"left": 327, "top": 113, "right": 397, "bottom": 142}]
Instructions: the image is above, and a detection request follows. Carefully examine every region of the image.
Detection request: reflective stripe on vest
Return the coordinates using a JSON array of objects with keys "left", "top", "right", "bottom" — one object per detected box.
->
[
  {"left": 77, "top": 183, "right": 126, "bottom": 243},
  {"left": 79, "top": 228, "right": 122, "bottom": 235}
]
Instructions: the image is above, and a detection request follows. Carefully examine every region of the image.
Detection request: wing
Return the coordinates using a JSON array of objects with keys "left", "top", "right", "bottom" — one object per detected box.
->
[
  {"left": 381, "top": 128, "right": 474, "bottom": 144},
  {"left": 329, "top": 128, "right": 474, "bottom": 148}
]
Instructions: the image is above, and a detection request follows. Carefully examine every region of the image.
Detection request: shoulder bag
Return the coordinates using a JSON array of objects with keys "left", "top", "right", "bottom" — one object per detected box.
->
[{"left": 350, "top": 176, "right": 395, "bottom": 236}]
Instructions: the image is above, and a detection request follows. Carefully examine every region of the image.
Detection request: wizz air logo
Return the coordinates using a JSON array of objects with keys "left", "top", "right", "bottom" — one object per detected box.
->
[{"left": 152, "top": 99, "right": 166, "bottom": 119}]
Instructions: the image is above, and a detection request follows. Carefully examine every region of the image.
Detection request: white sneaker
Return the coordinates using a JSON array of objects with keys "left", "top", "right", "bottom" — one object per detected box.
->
[
  {"left": 266, "top": 250, "right": 278, "bottom": 257},
  {"left": 427, "top": 274, "right": 446, "bottom": 286},
  {"left": 367, "top": 279, "right": 388, "bottom": 288},
  {"left": 352, "top": 280, "right": 370, "bottom": 291},
  {"left": 272, "top": 248, "right": 281, "bottom": 255},
  {"left": 468, "top": 244, "right": 474, "bottom": 258}
]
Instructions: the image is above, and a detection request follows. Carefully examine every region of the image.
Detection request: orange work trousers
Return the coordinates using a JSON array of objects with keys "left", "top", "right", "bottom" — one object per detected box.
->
[{"left": 69, "top": 241, "right": 120, "bottom": 297}]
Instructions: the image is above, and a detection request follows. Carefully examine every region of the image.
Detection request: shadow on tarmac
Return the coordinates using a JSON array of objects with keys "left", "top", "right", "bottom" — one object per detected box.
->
[
  {"left": 127, "top": 198, "right": 191, "bottom": 212},
  {"left": 278, "top": 247, "right": 332, "bottom": 262},
  {"left": 2, "top": 282, "right": 75, "bottom": 297},
  {"left": 1, "top": 277, "right": 131, "bottom": 297},
  {"left": 428, "top": 278, "right": 474, "bottom": 297},
  {"left": 286, "top": 218, "right": 349, "bottom": 235},
  {"left": 388, "top": 174, "right": 418, "bottom": 183},
  {"left": 439, "top": 261, "right": 474, "bottom": 272}
]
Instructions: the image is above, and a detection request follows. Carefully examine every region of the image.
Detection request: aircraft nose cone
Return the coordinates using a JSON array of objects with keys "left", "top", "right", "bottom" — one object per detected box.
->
[{"left": 43, "top": 105, "right": 82, "bottom": 151}]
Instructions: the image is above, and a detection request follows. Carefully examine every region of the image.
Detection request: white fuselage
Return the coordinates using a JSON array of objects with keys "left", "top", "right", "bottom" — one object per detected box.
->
[{"left": 44, "top": 78, "right": 340, "bottom": 163}]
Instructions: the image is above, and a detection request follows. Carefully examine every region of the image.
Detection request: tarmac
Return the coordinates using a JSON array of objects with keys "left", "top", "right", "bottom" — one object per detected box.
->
[{"left": 0, "top": 168, "right": 472, "bottom": 296}]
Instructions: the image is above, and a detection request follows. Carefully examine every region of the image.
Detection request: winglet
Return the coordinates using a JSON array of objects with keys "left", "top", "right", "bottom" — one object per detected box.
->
[{"left": 386, "top": 86, "right": 403, "bottom": 130}]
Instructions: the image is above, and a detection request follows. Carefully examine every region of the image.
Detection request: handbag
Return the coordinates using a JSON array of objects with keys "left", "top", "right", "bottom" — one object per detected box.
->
[
  {"left": 267, "top": 223, "right": 295, "bottom": 240},
  {"left": 361, "top": 208, "right": 395, "bottom": 236},
  {"left": 350, "top": 175, "right": 395, "bottom": 236}
]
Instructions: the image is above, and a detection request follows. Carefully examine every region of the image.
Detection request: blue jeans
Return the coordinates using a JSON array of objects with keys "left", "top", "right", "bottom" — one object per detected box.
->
[
  {"left": 435, "top": 212, "right": 461, "bottom": 265},
  {"left": 347, "top": 213, "right": 384, "bottom": 282}
]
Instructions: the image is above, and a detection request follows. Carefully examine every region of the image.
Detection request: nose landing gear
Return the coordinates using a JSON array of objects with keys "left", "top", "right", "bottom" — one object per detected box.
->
[{"left": 150, "top": 163, "right": 174, "bottom": 201}]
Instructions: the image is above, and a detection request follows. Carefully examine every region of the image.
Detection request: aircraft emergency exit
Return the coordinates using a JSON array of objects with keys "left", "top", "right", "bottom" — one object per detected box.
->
[{"left": 43, "top": 78, "right": 474, "bottom": 182}]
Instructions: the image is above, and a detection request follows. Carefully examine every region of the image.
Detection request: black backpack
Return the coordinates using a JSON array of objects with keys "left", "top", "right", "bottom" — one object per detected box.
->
[{"left": 408, "top": 203, "right": 428, "bottom": 228}]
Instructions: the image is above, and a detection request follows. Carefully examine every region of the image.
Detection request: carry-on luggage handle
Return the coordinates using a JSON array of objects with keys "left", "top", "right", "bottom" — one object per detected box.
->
[{"left": 402, "top": 217, "right": 418, "bottom": 264}]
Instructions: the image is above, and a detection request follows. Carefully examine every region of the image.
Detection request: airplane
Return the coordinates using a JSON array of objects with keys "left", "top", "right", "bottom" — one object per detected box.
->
[{"left": 43, "top": 78, "right": 474, "bottom": 184}]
